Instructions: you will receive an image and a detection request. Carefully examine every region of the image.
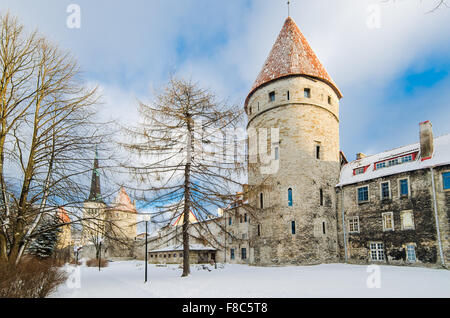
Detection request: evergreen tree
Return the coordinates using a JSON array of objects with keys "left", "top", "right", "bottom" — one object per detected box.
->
[{"left": 27, "top": 216, "right": 61, "bottom": 259}]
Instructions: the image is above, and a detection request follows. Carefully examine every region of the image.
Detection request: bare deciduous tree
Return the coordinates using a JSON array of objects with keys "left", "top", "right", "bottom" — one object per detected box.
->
[
  {"left": 121, "top": 77, "right": 245, "bottom": 277},
  {"left": 0, "top": 13, "right": 110, "bottom": 266}
]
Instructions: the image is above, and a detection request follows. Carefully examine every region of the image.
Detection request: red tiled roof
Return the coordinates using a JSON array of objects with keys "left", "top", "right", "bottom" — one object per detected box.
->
[
  {"left": 245, "top": 17, "right": 342, "bottom": 110},
  {"left": 58, "top": 207, "right": 71, "bottom": 224},
  {"left": 114, "top": 187, "right": 138, "bottom": 214}
]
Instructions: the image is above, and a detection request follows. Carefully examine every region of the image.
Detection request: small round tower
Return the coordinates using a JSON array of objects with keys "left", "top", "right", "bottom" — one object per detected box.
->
[{"left": 246, "top": 17, "right": 342, "bottom": 265}]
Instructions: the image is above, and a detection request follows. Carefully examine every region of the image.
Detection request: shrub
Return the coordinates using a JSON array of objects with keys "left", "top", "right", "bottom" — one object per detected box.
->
[
  {"left": 86, "top": 258, "right": 108, "bottom": 268},
  {"left": 0, "top": 257, "right": 68, "bottom": 298},
  {"left": 69, "top": 260, "right": 81, "bottom": 266}
]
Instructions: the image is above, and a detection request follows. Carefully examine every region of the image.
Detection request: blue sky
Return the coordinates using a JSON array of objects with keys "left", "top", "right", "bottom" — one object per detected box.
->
[{"left": 1, "top": 0, "right": 449, "bottom": 162}]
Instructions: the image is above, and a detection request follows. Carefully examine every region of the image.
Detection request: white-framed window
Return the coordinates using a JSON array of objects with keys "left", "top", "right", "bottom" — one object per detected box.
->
[
  {"left": 375, "top": 153, "right": 416, "bottom": 170},
  {"left": 348, "top": 216, "right": 360, "bottom": 233},
  {"left": 388, "top": 158, "right": 399, "bottom": 167},
  {"left": 398, "top": 177, "right": 410, "bottom": 198},
  {"left": 357, "top": 186, "right": 369, "bottom": 203},
  {"left": 400, "top": 210, "right": 415, "bottom": 230},
  {"left": 382, "top": 212, "right": 394, "bottom": 231},
  {"left": 380, "top": 181, "right": 391, "bottom": 200},
  {"left": 443, "top": 171, "right": 450, "bottom": 190},
  {"left": 406, "top": 244, "right": 416, "bottom": 262},
  {"left": 241, "top": 248, "right": 247, "bottom": 260},
  {"left": 370, "top": 242, "right": 385, "bottom": 261},
  {"left": 402, "top": 155, "right": 413, "bottom": 163}
]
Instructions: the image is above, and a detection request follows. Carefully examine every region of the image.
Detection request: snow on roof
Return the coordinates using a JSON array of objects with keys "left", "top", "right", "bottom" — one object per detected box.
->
[
  {"left": 149, "top": 244, "right": 217, "bottom": 253},
  {"left": 337, "top": 133, "right": 450, "bottom": 187},
  {"left": 245, "top": 17, "right": 341, "bottom": 111},
  {"left": 171, "top": 210, "right": 198, "bottom": 226}
]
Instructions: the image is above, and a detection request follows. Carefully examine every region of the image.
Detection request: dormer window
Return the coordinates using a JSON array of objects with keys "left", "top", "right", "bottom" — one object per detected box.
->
[
  {"left": 374, "top": 152, "right": 418, "bottom": 170},
  {"left": 354, "top": 167, "right": 365, "bottom": 175},
  {"left": 269, "top": 91, "right": 275, "bottom": 102},
  {"left": 304, "top": 88, "right": 311, "bottom": 98},
  {"left": 402, "top": 155, "right": 413, "bottom": 163}
]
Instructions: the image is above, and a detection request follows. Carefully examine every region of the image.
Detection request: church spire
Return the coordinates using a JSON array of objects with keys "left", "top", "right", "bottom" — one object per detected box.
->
[{"left": 88, "top": 146, "right": 102, "bottom": 202}]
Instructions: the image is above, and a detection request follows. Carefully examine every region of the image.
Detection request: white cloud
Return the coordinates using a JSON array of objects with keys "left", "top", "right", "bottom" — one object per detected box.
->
[{"left": 1, "top": 0, "right": 449, "bottom": 168}]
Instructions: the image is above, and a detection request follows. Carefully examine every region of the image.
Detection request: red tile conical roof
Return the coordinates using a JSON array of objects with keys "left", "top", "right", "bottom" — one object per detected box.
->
[
  {"left": 245, "top": 17, "right": 342, "bottom": 110},
  {"left": 58, "top": 207, "right": 71, "bottom": 224},
  {"left": 114, "top": 186, "right": 138, "bottom": 213}
]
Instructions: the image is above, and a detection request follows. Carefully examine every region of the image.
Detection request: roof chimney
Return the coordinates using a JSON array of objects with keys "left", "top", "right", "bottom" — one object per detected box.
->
[
  {"left": 420, "top": 121, "right": 434, "bottom": 160},
  {"left": 356, "top": 153, "right": 366, "bottom": 160}
]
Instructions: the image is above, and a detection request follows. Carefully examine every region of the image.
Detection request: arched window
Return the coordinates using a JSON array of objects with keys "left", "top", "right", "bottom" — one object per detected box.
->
[
  {"left": 260, "top": 193, "right": 264, "bottom": 209},
  {"left": 288, "top": 188, "right": 293, "bottom": 206}
]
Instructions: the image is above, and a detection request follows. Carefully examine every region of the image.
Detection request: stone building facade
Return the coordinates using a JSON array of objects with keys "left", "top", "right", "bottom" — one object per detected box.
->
[
  {"left": 145, "top": 204, "right": 251, "bottom": 265},
  {"left": 79, "top": 16, "right": 450, "bottom": 269},
  {"left": 336, "top": 122, "right": 450, "bottom": 267},
  {"left": 242, "top": 17, "right": 449, "bottom": 268}
]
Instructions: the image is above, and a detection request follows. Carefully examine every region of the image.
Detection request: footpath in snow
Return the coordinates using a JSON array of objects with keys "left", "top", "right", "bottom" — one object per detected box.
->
[{"left": 50, "top": 261, "right": 450, "bottom": 298}]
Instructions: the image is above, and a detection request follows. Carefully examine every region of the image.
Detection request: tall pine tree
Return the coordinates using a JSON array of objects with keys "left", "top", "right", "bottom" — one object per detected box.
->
[{"left": 27, "top": 215, "right": 61, "bottom": 259}]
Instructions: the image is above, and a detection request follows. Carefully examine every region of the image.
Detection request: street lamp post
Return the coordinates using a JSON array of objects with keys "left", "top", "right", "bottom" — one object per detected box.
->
[
  {"left": 140, "top": 214, "right": 152, "bottom": 283},
  {"left": 97, "top": 236, "right": 104, "bottom": 272},
  {"left": 98, "top": 240, "right": 102, "bottom": 271},
  {"left": 145, "top": 220, "right": 148, "bottom": 283}
]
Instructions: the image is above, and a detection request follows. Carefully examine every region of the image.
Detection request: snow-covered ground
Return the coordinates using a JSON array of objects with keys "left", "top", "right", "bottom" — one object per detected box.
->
[{"left": 50, "top": 261, "right": 450, "bottom": 298}]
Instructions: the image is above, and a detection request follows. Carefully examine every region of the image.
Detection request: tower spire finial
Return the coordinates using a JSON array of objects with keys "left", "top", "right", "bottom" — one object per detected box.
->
[{"left": 287, "top": 1, "right": 291, "bottom": 17}]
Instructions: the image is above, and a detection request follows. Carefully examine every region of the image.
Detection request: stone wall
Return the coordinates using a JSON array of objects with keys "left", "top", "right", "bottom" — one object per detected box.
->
[
  {"left": 433, "top": 165, "right": 450, "bottom": 265},
  {"left": 336, "top": 166, "right": 450, "bottom": 267},
  {"left": 148, "top": 250, "right": 216, "bottom": 265},
  {"left": 247, "top": 75, "right": 341, "bottom": 265}
]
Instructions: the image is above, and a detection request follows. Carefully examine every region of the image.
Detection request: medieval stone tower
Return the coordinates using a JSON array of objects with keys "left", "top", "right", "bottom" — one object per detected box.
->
[{"left": 246, "top": 17, "right": 343, "bottom": 265}]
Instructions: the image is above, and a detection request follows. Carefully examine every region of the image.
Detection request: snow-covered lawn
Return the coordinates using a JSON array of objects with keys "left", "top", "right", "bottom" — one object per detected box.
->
[{"left": 50, "top": 260, "right": 450, "bottom": 298}]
